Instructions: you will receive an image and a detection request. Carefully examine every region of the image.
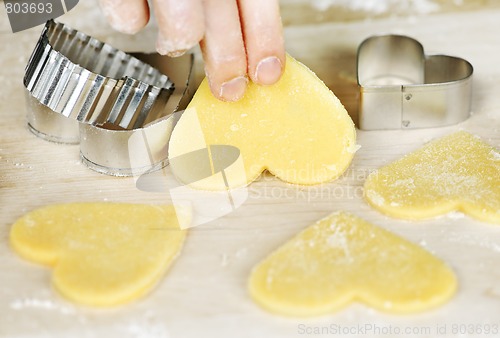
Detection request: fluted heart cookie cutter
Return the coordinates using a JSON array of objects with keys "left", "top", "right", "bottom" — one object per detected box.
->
[
  {"left": 357, "top": 35, "right": 473, "bottom": 130},
  {"left": 23, "top": 20, "right": 194, "bottom": 176}
]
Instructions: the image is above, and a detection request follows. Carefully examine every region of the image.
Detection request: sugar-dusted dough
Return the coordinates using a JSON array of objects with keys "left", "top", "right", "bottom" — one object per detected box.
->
[
  {"left": 248, "top": 212, "right": 457, "bottom": 316},
  {"left": 168, "top": 54, "right": 356, "bottom": 190},
  {"left": 364, "top": 131, "right": 500, "bottom": 224},
  {"left": 10, "top": 203, "right": 190, "bottom": 307}
]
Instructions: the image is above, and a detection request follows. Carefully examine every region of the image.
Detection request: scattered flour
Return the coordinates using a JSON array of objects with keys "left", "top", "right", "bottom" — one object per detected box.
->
[
  {"left": 366, "top": 190, "right": 385, "bottom": 206},
  {"left": 347, "top": 144, "right": 362, "bottom": 154},
  {"left": 10, "top": 298, "right": 75, "bottom": 315},
  {"left": 447, "top": 211, "right": 465, "bottom": 220}
]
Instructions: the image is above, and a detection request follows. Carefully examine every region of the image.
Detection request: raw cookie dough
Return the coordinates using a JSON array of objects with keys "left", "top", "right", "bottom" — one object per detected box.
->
[
  {"left": 364, "top": 131, "right": 500, "bottom": 224},
  {"left": 168, "top": 54, "right": 356, "bottom": 190},
  {"left": 248, "top": 212, "right": 457, "bottom": 316},
  {"left": 10, "top": 203, "right": 190, "bottom": 307}
]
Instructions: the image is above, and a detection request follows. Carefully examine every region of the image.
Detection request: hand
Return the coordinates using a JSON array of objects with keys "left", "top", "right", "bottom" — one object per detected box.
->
[{"left": 98, "top": 0, "right": 285, "bottom": 102}]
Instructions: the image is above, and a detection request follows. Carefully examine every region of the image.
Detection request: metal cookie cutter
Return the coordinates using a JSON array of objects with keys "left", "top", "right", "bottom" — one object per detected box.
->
[
  {"left": 357, "top": 35, "right": 473, "bottom": 130},
  {"left": 24, "top": 20, "right": 194, "bottom": 176}
]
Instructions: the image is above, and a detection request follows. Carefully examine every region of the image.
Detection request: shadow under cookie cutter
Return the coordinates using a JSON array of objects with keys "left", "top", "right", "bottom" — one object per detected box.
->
[
  {"left": 357, "top": 35, "right": 473, "bottom": 130},
  {"left": 24, "top": 20, "right": 194, "bottom": 176}
]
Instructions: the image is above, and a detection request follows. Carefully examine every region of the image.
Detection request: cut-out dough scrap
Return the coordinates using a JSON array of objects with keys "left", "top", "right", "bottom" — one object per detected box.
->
[
  {"left": 10, "top": 203, "right": 190, "bottom": 307},
  {"left": 249, "top": 212, "right": 457, "bottom": 317},
  {"left": 168, "top": 54, "right": 356, "bottom": 190},
  {"left": 364, "top": 131, "right": 500, "bottom": 224}
]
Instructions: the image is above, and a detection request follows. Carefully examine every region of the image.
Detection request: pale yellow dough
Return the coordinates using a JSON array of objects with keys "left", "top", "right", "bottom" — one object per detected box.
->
[
  {"left": 168, "top": 54, "right": 356, "bottom": 190},
  {"left": 10, "top": 203, "right": 189, "bottom": 307},
  {"left": 248, "top": 212, "right": 457, "bottom": 316},
  {"left": 364, "top": 131, "right": 500, "bottom": 224}
]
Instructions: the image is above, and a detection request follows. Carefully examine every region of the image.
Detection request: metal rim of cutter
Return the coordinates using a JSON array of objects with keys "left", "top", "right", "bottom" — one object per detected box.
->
[
  {"left": 23, "top": 20, "right": 194, "bottom": 176},
  {"left": 357, "top": 34, "right": 473, "bottom": 130}
]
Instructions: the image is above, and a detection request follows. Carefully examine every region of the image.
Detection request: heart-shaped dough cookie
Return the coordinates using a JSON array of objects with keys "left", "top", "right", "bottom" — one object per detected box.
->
[
  {"left": 364, "top": 131, "right": 500, "bottom": 224},
  {"left": 168, "top": 54, "right": 356, "bottom": 190},
  {"left": 248, "top": 212, "right": 457, "bottom": 316},
  {"left": 10, "top": 203, "right": 189, "bottom": 307}
]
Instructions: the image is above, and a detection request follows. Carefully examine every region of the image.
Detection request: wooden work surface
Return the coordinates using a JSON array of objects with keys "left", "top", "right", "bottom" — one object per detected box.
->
[{"left": 0, "top": 1, "right": 499, "bottom": 337}]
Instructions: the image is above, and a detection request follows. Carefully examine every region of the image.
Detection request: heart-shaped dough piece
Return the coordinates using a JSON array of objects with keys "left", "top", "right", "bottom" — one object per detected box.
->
[
  {"left": 364, "top": 131, "right": 500, "bottom": 223},
  {"left": 10, "top": 203, "right": 189, "bottom": 307},
  {"left": 248, "top": 212, "right": 457, "bottom": 316},
  {"left": 168, "top": 54, "right": 356, "bottom": 190}
]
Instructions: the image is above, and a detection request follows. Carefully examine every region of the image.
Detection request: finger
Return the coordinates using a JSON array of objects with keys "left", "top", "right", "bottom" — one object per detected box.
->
[
  {"left": 238, "top": 0, "right": 285, "bottom": 85},
  {"left": 200, "top": 0, "right": 248, "bottom": 102},
  {"left": 98, "top": 0, "right": 150, "bottom": 34},
  {"left": 153, "top": 0, "right": 205, "bottom": 57}
]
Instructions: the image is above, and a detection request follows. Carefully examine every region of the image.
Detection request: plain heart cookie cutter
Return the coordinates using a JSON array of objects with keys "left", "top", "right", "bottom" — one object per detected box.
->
[
  {"left": 357, "top": 35, "right": 473, "bottom": 130},
  {"left": 23, "top": 20, "right": 194, "bottom": 176}
]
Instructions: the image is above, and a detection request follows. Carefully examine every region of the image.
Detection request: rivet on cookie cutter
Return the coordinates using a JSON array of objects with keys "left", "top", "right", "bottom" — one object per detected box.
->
[
  {"left": 357, "top": 35, "right": 473, "bottom": 130},
  {"left": 23, "top": 20, "right": 194, "bottom": 176}
]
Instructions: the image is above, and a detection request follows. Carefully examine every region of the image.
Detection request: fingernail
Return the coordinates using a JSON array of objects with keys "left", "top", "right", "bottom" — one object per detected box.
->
[
  {"left": 166, "top": 49, "right": 187, "bottom": 57},
  {"left": 156, "top": 33, "right": 192, "bottom": 57},
  {"left": 219, "top": 76, "right": 248, "bottom": 102},
  {"left": 255, "top": 57, "right": 282, "bottom": 85}
]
